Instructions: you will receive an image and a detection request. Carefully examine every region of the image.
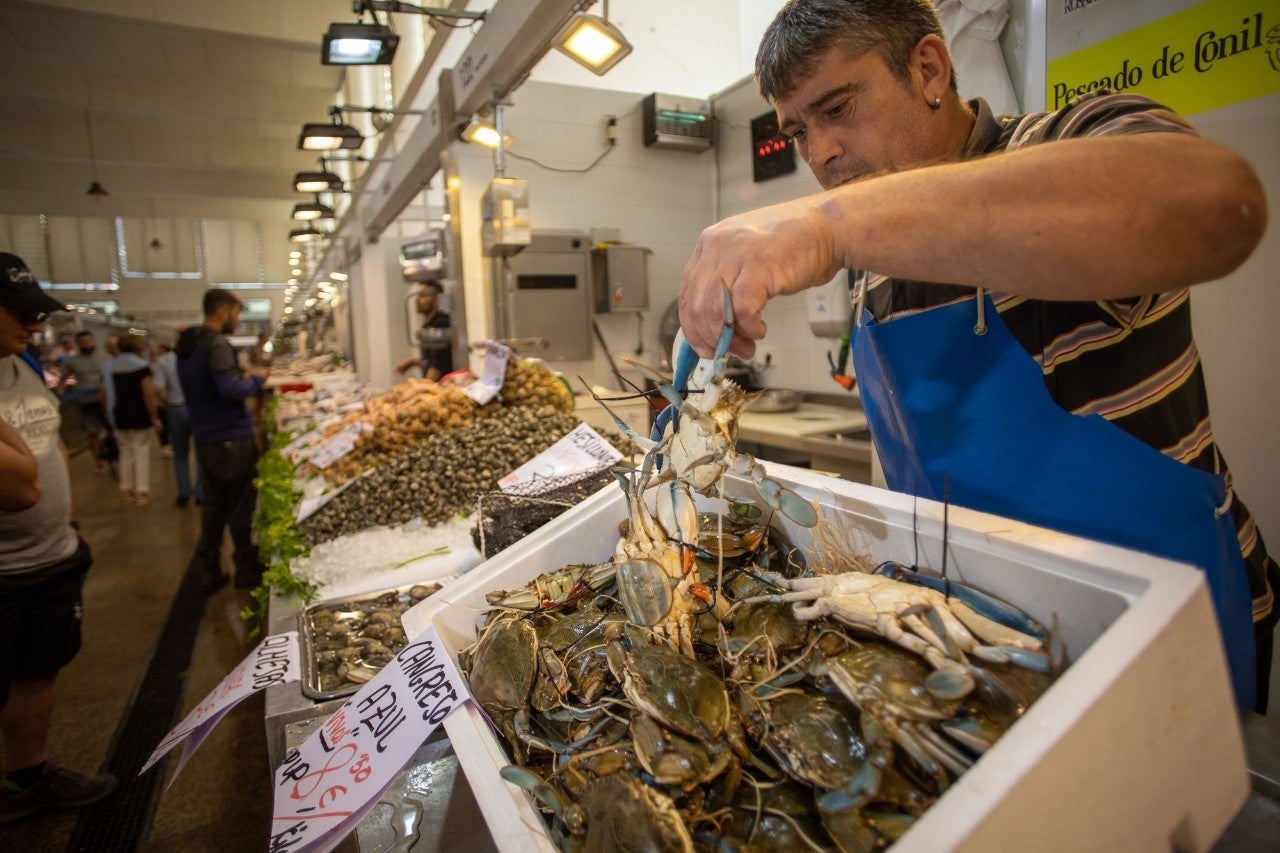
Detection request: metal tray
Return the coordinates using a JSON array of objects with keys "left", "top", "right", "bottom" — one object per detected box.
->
[{"left": 297, "top": 581, "right": 449, "bottom": 701}]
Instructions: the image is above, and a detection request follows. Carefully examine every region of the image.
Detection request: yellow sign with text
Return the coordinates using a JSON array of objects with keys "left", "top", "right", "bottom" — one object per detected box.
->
[{"left": 1047, "top": 0, "right": 1280, "bottom": 115}]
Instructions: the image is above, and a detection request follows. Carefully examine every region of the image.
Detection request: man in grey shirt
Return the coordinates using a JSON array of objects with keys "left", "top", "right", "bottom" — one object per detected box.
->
[
  {"left": 0, "top": 252, "right": 116, "bottom": 823},
  {"left": 55, "top": 330, "right": 108, "bottom": 468}
]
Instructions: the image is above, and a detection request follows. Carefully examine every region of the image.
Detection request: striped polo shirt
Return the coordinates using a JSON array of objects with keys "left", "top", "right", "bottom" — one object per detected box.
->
[{"left": 866, "top": 91, "right": 1274, "bottom": 629}]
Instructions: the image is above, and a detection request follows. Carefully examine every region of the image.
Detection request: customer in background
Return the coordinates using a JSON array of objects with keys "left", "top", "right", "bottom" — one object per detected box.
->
[
  {"left": 151, "top": 341, "right": 173, "bottom": 458},
  {"left": 104, "top": 333, "right": 160, "bottom": 506},
  {"left": 176, "top": 289, "right": 269, "bottom": 594},
  {"left": 678, "top": 0, "right": 1273, "bottom": 711},
  {"left": 394, "top": 280, "right": 453, "bottom": 381},
  {"left": 0, "top": 252, "right": 117, "bottom": 823},
  {"left": 54, "top": 330, "right": 108, "bottom": 470},
  {"left": 152, "top": 333, "right": 203, "bottom": 507}
]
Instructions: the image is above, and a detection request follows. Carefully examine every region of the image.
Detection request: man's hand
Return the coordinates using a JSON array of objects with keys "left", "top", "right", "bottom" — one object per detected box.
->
[
  {"left": 678, "top": 197, "right": 839, "bottom": 358},
  {"left": 394, "top": 358, "right": 417, "bottom": 376}
]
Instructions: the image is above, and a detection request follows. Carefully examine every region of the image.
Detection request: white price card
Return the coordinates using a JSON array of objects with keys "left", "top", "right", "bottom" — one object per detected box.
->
[
  {"left": 498, "top": 422, "right": 622, "bottom": 494},
  {"left": 269, "top": 625, "right": 468, "bottom": 853},
  {"left": 281, "top": 429, "right": 326, "bottom": 463},
  {"left": 141, "top": 632, "right": 300, "bottom": 783},
  {"left": 295, "top": 470, "right": 368, "bottom": 523},
  {"left": 463, "top": 340, "right": 511, "bottom": 405},
  {"left": 305, "top": 425, "right": 363, "bottom": 470}
]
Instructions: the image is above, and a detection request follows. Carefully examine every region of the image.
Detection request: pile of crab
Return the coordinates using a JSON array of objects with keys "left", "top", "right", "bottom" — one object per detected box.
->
[{"left": 458, "top": 298, "right": 1062, "bottom": 852}]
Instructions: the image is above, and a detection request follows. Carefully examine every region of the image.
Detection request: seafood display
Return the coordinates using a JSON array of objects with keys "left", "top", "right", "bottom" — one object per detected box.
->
[
  {"left": 457, "top": 300, "right": 1065, "bottom": 850},
  {"left": 298, "top": 407, "right": 629, "bottom": 549},
  {"left": 311, "top": 359, "right": 575, "bottom": 485},
  {"left": 300, "top": 584, "right": 448, "bottom": 700}
]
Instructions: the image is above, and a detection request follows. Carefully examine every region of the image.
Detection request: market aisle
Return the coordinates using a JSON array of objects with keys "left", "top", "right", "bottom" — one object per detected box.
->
[{"left": 0, "top": 442, "right": 270, "bottom": 852}]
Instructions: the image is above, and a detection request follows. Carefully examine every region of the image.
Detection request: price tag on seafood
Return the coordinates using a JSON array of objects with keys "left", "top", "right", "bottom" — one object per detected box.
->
[
  {"left": 141, "top": 632, "right": 300, "bottom": 783},
  {"left": 295, "top": 471, "right": 368, "bottom": 523},
  {"left": 498, "top": 422, "right": 622, "bottom": 494},
  {"left": 462, "top": 340, "right": 510, "bottom": 405},
  {"left": 280, "top": 429, "right": 327, "bottom": 463},
  {"left": 269, "top": 626, "right": 468, "bottom": 853},
  {"left": 305, "top": 425, "right": 364, "bottom": 470}
]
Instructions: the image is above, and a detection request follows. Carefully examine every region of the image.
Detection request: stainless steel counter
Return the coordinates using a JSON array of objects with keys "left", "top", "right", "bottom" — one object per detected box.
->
[{"left": 737, "top": 396, "right": 873, "bottom": 482}]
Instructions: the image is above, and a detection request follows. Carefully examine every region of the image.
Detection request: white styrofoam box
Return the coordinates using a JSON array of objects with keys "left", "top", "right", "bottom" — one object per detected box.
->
[{"left": 402, "top": 463, "right": 1248, "bottom": 853}]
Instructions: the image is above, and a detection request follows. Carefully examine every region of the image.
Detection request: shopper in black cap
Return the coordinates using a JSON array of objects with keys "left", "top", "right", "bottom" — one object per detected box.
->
[{"left": 0, "top": 251, "right": 117, "bottom": 822}]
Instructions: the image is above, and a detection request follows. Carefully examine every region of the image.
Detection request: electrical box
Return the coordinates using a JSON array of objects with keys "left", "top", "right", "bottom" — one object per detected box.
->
[
  {"left": 492, "top": 230, "right": 593, "bottom": 361},
  {"left": 806, "top": 269, "right": 854, "bottom": 338},
  {"left": 480, "top": 178, "right": 530, "bottom": 258},
  {"left": 642, "top": 93, "right": 714, "bottom": 152},
  {"left": 591, "top": 245, "right": 650, "bottom": 312}
]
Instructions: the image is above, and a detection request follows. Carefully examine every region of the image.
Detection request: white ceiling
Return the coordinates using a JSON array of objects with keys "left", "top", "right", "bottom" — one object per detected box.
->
[{"left": 0, "top": 0, "right": 353, "bottom": 219}]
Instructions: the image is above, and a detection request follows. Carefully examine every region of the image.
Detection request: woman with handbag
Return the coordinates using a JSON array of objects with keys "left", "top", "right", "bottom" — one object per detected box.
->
[{"left": 103, "top": 334, "right": 160, "bottom": 505}]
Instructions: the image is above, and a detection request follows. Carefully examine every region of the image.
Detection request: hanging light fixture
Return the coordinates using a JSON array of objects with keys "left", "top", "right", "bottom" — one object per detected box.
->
[
  {"left": 298, "top": 120, "right": 363, "bottom": 151},
  {"left": 552, "top": 1, "right": 632, "bottom": 75},
  {"left": 289, "top": 226, "right": 328, "bottom": 243},
  {"left": 293, "top": 170, "right": 345, "bottom": 193},
  {"left": 291, "top": 200, "right": 336, "bottom": 221},
  {"left": 84, "top": 110, "right": 109, "bottom": 197},
  {"left": 322, "top": 21, "right": 400, "bottom": 66}
]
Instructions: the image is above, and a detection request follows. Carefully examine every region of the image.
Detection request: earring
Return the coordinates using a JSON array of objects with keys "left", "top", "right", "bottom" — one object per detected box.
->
[{"left": 930, "top": 96, "right": 941, "bottom": 111}]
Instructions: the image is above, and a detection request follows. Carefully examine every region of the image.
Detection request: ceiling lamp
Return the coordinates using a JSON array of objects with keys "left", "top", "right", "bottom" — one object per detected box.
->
[
  {"left": 291, "top": 201, "right": 335, "bottom": 221},
  {"left": 289, "top": 226, "right": 328, "bottom": 243},
  {"left": 293, "top": 170, "right": 344, "bottom": 193},
  {"left": 84, "top": 110, "right": 109, "bottom": 197},
  {"left": 552, "top": 4, "right": 632, "bottom": 76},
  {"left": 298, "top": 120, "right": 362, "bottom": 151},
  {"left": 322, "top": 21, "right": 399, "bottom": 65}
]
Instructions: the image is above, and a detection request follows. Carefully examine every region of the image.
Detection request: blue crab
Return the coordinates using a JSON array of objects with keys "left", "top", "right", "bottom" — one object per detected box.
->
[{"left": 596, "top": 286, "right": 818, "bottom": 531}]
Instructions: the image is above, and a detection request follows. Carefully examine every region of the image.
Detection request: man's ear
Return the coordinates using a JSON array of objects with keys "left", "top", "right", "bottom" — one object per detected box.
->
[{"left": 913, "top": 33, "right": 952, "bottom": 105}]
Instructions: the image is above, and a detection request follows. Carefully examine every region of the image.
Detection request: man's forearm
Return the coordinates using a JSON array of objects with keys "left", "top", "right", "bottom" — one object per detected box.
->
[{"left": 816, "top": 133, "right": 1266, "bottom": 301}]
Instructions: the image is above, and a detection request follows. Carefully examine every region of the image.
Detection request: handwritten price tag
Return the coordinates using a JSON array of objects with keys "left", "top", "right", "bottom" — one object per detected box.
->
[
  {"left": 463, "top": 340, "right": 511, "bottom": 405},
  {"left": 269, "top": 625, "right": 468, "bottom": 853},
  {"left": 498, "top": 422, "right": 622, "bottom": 494},
  {"left": 141, "top": 632, "right": 300, "bottom": 782},
  {"left": 281, "top": 430, "right": 326, "bottom": 463}
]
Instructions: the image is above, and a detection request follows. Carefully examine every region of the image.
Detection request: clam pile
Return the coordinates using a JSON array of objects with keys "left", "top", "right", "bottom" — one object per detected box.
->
[
  {"left": 298, "top": 407, "right": 628, "bottom": 549},
  {"left": 301, "top": 584, "right": 444, "bottom": 699},
  {"left": 316, "top": 360, "right": 574, "bottom": 485}
]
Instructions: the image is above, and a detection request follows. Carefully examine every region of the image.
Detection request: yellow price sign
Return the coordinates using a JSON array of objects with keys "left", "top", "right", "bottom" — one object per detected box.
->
[{"left": 1048, "top": 0, "right": 1280, "bottom": 115}]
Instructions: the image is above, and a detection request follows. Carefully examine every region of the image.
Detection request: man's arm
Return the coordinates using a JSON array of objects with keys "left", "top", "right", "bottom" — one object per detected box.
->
[
  {"left": 209, "top": 337, "right": 267, "bottom": 401},
  {"left": 680, "top": 132, "right": 1266, "bottom": 356},
  {"left": 0, "top": 417, "right": 40, "bottom": 511}
]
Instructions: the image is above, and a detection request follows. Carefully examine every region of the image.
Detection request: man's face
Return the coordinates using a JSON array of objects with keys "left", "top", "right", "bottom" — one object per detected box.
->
[
  {"left": 219, "top": 304, "right": 242, "bottom": 334},
  {"left": 415, "top": 286, "right": 438, "bottom": 315},
  {"left": 76, "top": 333, "right": 95, "bottom": 354},
  {"left": 0, "top": 304, "right": 46, "bottom": 357},
  {"left": 775, "top": 45, "right": 947, "bottom": 190}
]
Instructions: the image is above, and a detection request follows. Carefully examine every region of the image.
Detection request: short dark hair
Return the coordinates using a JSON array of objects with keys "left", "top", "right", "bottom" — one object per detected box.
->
[
  {"left": 75, "top": 330, "right": 93, "bottom": 340},
  {"left": 118, "top": 333, "right": 145, "bottom": 355},
  {"left": 419, "top": 281, "right": 443, "bottom": 295},
  {"left": 756, "top": 0, "right": 953, "bottom": 103},
  {"left": 202, "top": 288, "right": 242, "bottom": 317}
]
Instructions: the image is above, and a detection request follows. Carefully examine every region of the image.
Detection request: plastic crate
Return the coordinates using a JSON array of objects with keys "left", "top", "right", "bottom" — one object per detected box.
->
[{"left": 402, "top": 463, "right": 1247, "bottom": 852}]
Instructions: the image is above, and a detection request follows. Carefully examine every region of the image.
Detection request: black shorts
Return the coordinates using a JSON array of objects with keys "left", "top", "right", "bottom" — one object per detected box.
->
[{"left": 0, "top": 538, "right": 92, "bottom": 707}]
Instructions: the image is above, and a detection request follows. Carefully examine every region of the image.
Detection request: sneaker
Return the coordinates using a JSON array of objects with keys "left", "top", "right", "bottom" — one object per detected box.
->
[
  {"left": 0, "top": 765, "right": 118, "bottom": 824},
  {"left": 134, "top": 493, "right": 151, "bottom": 507},
  {"left": 175, "top": 495, "right": 190, "bottom": 508}
]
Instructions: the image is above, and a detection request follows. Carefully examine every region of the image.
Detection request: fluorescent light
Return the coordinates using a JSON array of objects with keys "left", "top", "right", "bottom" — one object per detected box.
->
[
  {"left": 322, "top": 22, "right": 399, "bottom": 66},
  {"left": 553, "top": 14, "right": 632, "bottom": 75}
]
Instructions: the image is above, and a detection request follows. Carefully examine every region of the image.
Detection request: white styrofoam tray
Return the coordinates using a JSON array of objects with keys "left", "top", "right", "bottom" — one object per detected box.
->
[{"left": 402, "top": 463, "right": 1248, "bottom": 852}]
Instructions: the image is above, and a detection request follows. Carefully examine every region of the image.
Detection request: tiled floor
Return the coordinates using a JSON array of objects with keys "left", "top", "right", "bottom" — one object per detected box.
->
[{"left": 0, "top": 442, "right": 271, "bottom": 851}]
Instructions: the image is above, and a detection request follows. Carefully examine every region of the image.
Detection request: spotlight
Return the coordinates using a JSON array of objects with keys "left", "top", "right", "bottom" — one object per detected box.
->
[
  {"left": 322, "top": 21, "right": 399, "bottom": 66},
  {"left": 291, "top": 202, "right": 336, "bottom": 221},
  {"left": 298, "top": 122, "right": 362, "bottom": 151},
  {"left": 553, "top": 12, "right": 632, "bottom": 75},
  {"left": 293, "top": 170, "right": 345, "bottom": 193},
  {"left": 289, "top": 227, "right": 328, "bottom": 243}
]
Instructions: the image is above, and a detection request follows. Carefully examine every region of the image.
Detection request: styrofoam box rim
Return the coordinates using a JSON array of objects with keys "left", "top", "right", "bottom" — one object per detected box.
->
[{"left": 402, "top": 463, "right": 1247, "bottom": 853}]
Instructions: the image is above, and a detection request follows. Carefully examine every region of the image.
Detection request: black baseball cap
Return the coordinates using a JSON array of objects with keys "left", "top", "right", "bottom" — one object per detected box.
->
[{"left": 0, "top": 252, "right": 69, "bottom": 317}]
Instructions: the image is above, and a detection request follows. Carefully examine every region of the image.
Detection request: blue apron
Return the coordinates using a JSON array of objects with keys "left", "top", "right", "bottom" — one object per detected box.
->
[{"left": 851, "top": 288, "right": 1256, "bottom": 708}]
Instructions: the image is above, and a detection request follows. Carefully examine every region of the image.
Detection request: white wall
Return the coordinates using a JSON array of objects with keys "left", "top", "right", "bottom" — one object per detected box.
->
[{"left": 443, "top": 80, "right": 718, "bottom": 390}]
